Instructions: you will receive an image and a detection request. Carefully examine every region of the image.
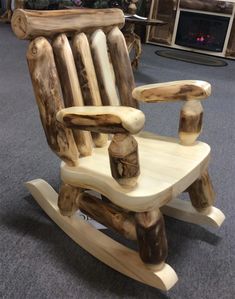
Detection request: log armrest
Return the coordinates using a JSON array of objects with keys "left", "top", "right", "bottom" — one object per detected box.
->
[
  {"left": 132, "top": 80, "right": 211, "bottom": 145},
  {"left": 57, "top": 106, "right": 145, "bottom": 188},
  {"left": 132, "top": 80, "right": 211, "bottom": 103},
  {"left": 56, "top": 106, "right": 145, "bottom": 135}
]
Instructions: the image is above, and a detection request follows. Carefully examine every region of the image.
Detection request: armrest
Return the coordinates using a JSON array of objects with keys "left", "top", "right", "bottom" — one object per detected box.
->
[
  {"left": 56, "top": 106, "right": 145, "bottom": 135},
  {"left": 132, "top": 80, "right": 211, "bottom": 103}
]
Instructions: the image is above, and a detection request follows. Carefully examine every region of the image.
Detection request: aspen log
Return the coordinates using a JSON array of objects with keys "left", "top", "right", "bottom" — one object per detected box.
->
[
  {"left": 72, "top": 33, "right": 107, "bottom": 147},
  {"left": 108, "top": 27, "right": 138, "bottom": 108},
  {"left": 135, "top": 209, "right": 168, "bottom": 270},
  {"left": 53, "top": 34, "right": 93, "bottom": 157},
  {"left": 108, "top": 133, "right": 140, "bottom": 187},
  {"left": 58, "top": 183, "right": 82, "bottom": 216},
  {"left": 79, "top": 193, "right": 137, "bottom": 240},
  {"left": 188, "top": 171, "right": 215, "bottom": 212},
  {"left": 26, "top": 37, "right": 79, "bottom": 166},
  {"left": 179, "top": 100, "right": 203, "bottom": 145},
  {"left": 11, "top": 8, "right": 125, "bottom": 40}
]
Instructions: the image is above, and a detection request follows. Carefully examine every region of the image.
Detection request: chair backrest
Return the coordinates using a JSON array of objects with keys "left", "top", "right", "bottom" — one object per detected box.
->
[{"left": 12, "top": 8, "right": 138, "bottom": 167}]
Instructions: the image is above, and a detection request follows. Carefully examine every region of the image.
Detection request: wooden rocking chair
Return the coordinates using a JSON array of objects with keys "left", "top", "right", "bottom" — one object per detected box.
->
[{"left": 12, "top": 8, "right": 225, "bottom": 291}]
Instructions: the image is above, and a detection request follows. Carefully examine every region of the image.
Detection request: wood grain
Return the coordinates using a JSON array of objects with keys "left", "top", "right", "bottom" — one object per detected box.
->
[
  {"left": 58, "top": 182, "right": 82, "bottom": 216},
  {"left": 72, "top": 33, "right": 107, "bottom": 147},
  {"left": 79, "top": 192, "right": 137, "bottom": 240},
  {"left": 11, "top": 8, "right": 125, "bottom": 40},
  {"left": 135, "top": 209, "right": 168, "bottom": 269},
  {"left": 26, "top": 37, "right": 79, "bottom": 166},
  {"left": 53, "top": 34, "right": 93, "bottom": 157},
  {"left": 25, "top": 179, "right": 178, "bottom": 291},
  {"left": 108, "top": 27, "right": 138, "bottom": 108},
  {"left": 132, "top": 80, "right": 211, "bottom": 103},
  {"left": 56, "top": 106, "right": 145, "bottom": 135},
  {"left": 61, "top": 135, "right": 211, "bottom": 212},
  {"left": 109, "top": 134, "right": 140, "bottom": 187},
  {"left": 188, "top": 170, "right": 215, "bottom": 212},
  {"left": 90, "top": 29, "right": 120, "bottom": 106},
  {"left": 179, "top": 101, "right": 203, "bottom": 145}
]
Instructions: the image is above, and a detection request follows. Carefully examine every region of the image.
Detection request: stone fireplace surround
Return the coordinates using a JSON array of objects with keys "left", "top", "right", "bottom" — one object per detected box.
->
[{"left": 146, "top": 0, "right": 235, "bottom": 59}]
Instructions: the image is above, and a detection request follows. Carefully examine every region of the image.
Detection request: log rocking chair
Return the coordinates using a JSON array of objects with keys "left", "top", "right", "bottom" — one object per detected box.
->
[{"left": 12, "top": 8, "right": 225, "bottom": 291}]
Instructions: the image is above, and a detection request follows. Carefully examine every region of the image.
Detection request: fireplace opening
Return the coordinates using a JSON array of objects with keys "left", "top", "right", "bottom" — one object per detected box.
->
[{"left": 175, "top": 11, "right": 230, "bottom": 52}]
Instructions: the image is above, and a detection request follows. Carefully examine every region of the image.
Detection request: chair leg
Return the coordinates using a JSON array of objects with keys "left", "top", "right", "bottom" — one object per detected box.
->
[
  {"left": 58, "top": 182, "right": 82, "bottom": 216},
  {"left": 187, "top": 170, "right": 215, "bottom": 212},
  {"left": 135, "top": 209, "right": 168, "bottom": 270}
]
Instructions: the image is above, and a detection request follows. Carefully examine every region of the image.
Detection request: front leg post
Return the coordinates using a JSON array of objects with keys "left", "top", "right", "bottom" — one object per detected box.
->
[{"left": 135, "top": 209, "right": 168, "bottom": 270}]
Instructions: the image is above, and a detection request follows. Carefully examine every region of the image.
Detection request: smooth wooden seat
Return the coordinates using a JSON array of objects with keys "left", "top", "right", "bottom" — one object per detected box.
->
[{"left": 61, "top": 136, "right": 210, "bottom": 212}]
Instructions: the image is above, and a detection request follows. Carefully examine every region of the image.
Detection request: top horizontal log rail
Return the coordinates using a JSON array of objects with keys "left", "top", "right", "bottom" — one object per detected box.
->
[
  {"left": 11, "top": 8, "right": 125, "bottom": 40},
  {"left": 56, "top": 106, "right": 145, "bottom": 134},
  {"left": 132, "top": 80, "right": 211, "bottom": 103}
]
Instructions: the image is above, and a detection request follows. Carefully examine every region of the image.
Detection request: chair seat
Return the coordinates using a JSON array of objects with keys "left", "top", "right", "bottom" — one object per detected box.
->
[{"left": 61, "top": 133, "right": 210, "bottom": 212}]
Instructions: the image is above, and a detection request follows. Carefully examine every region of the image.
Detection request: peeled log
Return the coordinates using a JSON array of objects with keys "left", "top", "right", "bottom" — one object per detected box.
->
[
  {"left": 188, "top": 170, "right": 215, "bottom": 212},
  {"left": 108, "top": 133, "right": 140, "bottom": 187},
  {"left": 135, "top": 209, "right": 168, "bottom": 269},
  {"left": 179, "top": 100, "right": 203, "bottom": 145}
]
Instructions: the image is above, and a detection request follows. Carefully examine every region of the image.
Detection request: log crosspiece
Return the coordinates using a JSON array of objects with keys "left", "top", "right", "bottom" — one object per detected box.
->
[
  {"left": 187, "top": 170, "right": 215, "bottom": 212},
  {"left": 58, "top": 183, "right": 82, "bottom": 216},
  {"left": 135, "top": 209, "right": 168, "bottom": 270},
  {"left": 108, "top": 133, "right": 140, "bottom": 187},
  {"left": 79, "top": 192, "right": 137, "bottom": 240},
  {"left": 179, "top": 100, "right": 203, "bottom": 145}
]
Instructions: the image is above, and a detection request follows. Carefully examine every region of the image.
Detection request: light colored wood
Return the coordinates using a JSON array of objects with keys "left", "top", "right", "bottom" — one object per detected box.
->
[
  {"left": 61, "top": 135, "right": 211, "bottom": 212},
  {"left": 160, "top": 198, "right": 225, "bottom": 228},
  {"left": 179, "top": 100, "right": 203, "bottom": 145},
  {"left": 56, "top": 106, "right": 145, "bottom": 135},
  {"left": 11, "top": 8, "right": 125, "bottom": 40},
  {"left": 90, "top": 29, "right": 120, "bottom": 106},
  {"left": 53, "top": 34, "right": 93, "bottom": 157},
  {"left": 26, "top": 37, "right": 79, "bottom": 167},
  {"left": 108, "top": 134, "right": 140, "bottom": 187},
  {"left": 132, "top": 80, "right": 211, "bottom": 103},
  {"left": 188, "top": 171, "right": 215, "bottom": 212},
  {"left": 107, "top": 27, "right": 138, "bottom": 108},
  {"left": 58, "top": 183, "right": 82, "bottom": 216},
  {"left": 72, "top": 33, "right": 108, "bottom": 148},
  {"left": 135, "top": 209, "right": 168, "bottom": 269},
  {"left": 79, "top": 192, "right": 137, "bottom": 240},
  {"left": 25, "top": 179, "right": 178, "bottom": 291}
]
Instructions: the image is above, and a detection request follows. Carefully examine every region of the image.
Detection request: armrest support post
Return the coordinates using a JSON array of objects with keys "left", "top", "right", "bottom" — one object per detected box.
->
[
  {"left": 178, "top": 100, "right": 203, "bottom": 145},
  {"left": 108, "top": 133, "right": 140, "bottom": 188}
]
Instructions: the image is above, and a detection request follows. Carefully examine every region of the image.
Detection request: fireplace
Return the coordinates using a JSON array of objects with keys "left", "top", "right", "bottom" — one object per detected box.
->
[{"left": 175, "top": 11, "right": 230, "bottom": 52}]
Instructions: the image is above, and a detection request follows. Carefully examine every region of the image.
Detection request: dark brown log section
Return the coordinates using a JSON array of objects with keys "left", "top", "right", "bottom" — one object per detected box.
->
[
  {"left": 79, "top": 192, "right": 137, "bottom": 240},
  {"left": 180, "top": 0, "right": 234, "bottom": 14},
  {"left": 188, "top": 171, "right": 215, "bottom": 212},
  {"left": 53, "top": 34, "right": 93, "bottom": 157},
  {"left": 135, "top": 209, "right": 168, "bottom": 267},
  {"left": 58, "top": 183, "right": 82, "bottom": 216},
  {"left": 72, "top": 33, "right": 108, "bottom": 147},
  {"left": 11, "top": 8, "right": 125, "bottom": 40},
  {"left": 179, "top": 101, "right": 203, "bottom": 133},
  {"left": 108, "top": 133, "right": 140, "bottom": 187},
  {"left": 26, "top": 37, "right": 79, "bottom": 166},
  {"left": 108, "top": 27, "right": 138, "bottom": 108}
]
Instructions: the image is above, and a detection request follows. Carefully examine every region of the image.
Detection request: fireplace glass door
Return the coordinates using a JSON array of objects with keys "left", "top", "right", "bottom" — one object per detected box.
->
[{"left": 175, "top": 11, "right": 230, "bottom": 52}]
